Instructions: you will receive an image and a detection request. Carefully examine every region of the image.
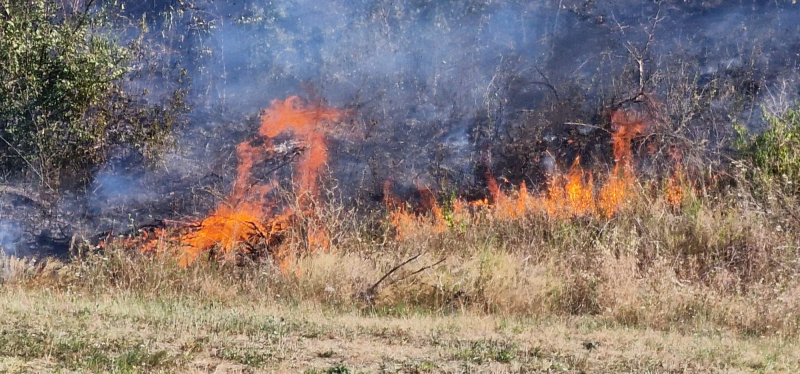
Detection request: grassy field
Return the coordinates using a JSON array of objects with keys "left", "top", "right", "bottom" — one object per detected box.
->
[
  {"left": 3, "top": 1, "right": 800, "bottom": 372},
  {"left": 2, "top": 176, "right": 800, "bottom": 373},
  {"left": 0, "top": 285, "right": 798, "bottom": 373}
]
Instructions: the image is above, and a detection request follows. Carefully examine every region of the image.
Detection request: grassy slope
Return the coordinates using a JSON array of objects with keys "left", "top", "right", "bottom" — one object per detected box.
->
[{"left": 0, "top": 286, "right": 797, "bottom": 373}]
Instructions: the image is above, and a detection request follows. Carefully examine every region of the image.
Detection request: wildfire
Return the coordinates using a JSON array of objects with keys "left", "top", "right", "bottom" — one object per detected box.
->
[
  {"left": 143, "top": 96, "right": 340, "bottom": 267},
  {"left": 386, "top": 109, "right": 648, "bottom": 238},
  {"left": 543, "top": 157, "right": 595, "bottom": 217},
  {"left": 136, "top": 101, "right": 675, "bottom": 258},
  {"left": 384, "top": 182, "right": 449, "bottom": 240},
  {"left": 665, "top": 147, "right": 686, "bottom": 209}
]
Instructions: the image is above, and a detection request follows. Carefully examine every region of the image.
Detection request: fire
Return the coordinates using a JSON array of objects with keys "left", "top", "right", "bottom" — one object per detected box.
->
[
  {"left": 388, "top": 208, "right": 417, "bottom": 241},
  {"left": 386, "top": 109, "right": 647, "bottom": 237},
  {"left": 665, "top": 147, "right": 685, "bottom": 209},
  {"left": 608, "top": 110, "right": 644, "bottom": 171},
  {"left": 136, "top": 101, "right": 663, "bottom": 256},
  {"left": 259, "top": 97, "right": 340, "bottom": 205},
  {"left": 384, "top": 181, "right": 449, "bottom": 240},
  {"left": 550, "top": 157, "right": 595, "bottom": 217},
  {"left": 666, "top": 164, "right": 685, "bottom": 208},
  {"left": 597, "top": 110, "right": 644, "bottom": 217},
  {"left": 598, "top": 175, "right": 628, "bottom": 217},
  {"left": 143, "top": 96, "right": 340, "bottom": 267}
]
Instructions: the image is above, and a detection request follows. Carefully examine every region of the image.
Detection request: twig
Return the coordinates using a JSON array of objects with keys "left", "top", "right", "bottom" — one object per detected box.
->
[
  {"left": 388, "top": 257, "right": 447, "bottom": 286},
  {"left": 533, "top": 65, "right": 559, "bottom": 100},
  {"left": 611, "top": 2, "right": 664, "bottom": 110},
  {"left": 369, "top": 253, "right": 421, "bottom": 292},
  {"left": 0, "top": 134, "right": 52, "bottom": 191},
  {"left": 565, "top": 122, "right": 611, "bottom": 134},
  {"left": 72, "top": 0, "right": 96, "bottom": 34},
  {"left": 360, "top": 253, "right": 422, "bottom": 303}
]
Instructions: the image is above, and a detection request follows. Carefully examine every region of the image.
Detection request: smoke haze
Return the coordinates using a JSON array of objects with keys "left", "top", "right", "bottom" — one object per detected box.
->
[{"left": 2, "top": 0, "right": 799, "bottom": 256}]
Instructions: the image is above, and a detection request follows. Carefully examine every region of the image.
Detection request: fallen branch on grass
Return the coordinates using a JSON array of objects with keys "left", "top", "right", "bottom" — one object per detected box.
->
[{"left": 357, "top": 253, "right": 447, "bottom": 305}]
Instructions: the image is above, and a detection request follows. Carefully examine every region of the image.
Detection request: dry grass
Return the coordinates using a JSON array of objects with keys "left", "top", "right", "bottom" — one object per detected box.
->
[
  {"left": 0, "top": 285, "right": 798, "bottom": 373},
  {"left": 2, "top": 176, "right": 800, "bottom": 372}
]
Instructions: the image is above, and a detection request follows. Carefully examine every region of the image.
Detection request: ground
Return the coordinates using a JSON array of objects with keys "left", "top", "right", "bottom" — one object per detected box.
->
[{"left": 0, "top": 287, "right": 797, "bottom": 373}]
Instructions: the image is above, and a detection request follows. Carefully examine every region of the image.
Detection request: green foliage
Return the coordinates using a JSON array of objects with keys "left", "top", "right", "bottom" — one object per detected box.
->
[
  {"left": 0, "top": 0, "right": 183, "bottom": 188},
  {"left": 325, "top": 364, "right": 352, "bottom": 374},
  {"left": 735, "top": 107, "right": 800, "bottom": 194},
  {"left": 440, "top": 189, "right": 466, "bottom": 231},
  {"left": 453, "top": 339, "right": 518, "bottom": 365}
]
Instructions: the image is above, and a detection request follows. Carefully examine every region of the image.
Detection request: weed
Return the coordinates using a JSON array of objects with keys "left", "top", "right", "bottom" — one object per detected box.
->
[
  {"left": 318, "top": 350, "right": 336, "bottom": 358},
  {"left": 325, "top": 364, "right": 351, "bottom": 374}
]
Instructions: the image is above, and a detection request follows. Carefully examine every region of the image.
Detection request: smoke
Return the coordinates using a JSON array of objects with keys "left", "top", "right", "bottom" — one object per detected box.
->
[
  {"left": 5, "top": 0, "right": 800, "bottom": 257},
  {"left": 101, "top": 0, "right": 800, "bottom": 220},
  {"left": 0, "top": 220, "right": 21, "bottom": 257},
  {"left": 148, "top": 0, "right": 799, "bottom": 175}
]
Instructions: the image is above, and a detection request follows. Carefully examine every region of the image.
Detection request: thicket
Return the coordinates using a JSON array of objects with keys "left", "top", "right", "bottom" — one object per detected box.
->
[
  {"left": 736, "top": 108, "right": 800, "bottom": 195},
  {"left": 0, "top": 0, "right": 185, "bottom": 190}
]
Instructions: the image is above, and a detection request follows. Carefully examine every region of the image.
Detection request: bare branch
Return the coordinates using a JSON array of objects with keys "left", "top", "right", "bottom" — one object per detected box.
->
[
  {"left": 358, "top": 253, "right": 422, "bottom": 303},
  {"left": 388, "top": 257, "right": 447, "bottom": 286}
]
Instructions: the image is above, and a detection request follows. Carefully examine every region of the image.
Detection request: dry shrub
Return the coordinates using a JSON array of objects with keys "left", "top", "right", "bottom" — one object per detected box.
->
[
  {"left": 596, "top": 253, "right": 642, "bottom": 323},
  {"left": 381, "top": 250, "right": 559, "bottom": 315},
  {"left": 0, "top": 254, "right": 42, "bottom": 284}
]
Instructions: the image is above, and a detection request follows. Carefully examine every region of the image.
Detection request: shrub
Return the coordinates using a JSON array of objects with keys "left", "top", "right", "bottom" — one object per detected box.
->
[
  {"left": 0, "top": 0, "right": 183, "bottom": 189},
  {"left": 735, "top": 106, "right": 800, "bottom": 194}
]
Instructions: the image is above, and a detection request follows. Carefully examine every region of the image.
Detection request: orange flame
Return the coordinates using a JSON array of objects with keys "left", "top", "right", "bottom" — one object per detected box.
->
[
  {"left": 258, "top": 97, "right": 340, "bottom": 255},
  {"left": 597, "top": 110, "right": 644, "bottom": 217},
  {"left": 259, "top": 97, "right": 340, "bottom": 205},
  {"left": 384, "top": 181, "right": 450, "bottom": 241},
  {"left": 384, "top": 182, "right": 415, "bottom": 241},
  {"left": 385, "top": 109, "right": 648, "bottom": 237},
  {"left": 145, "top": 97, "right": 340, "bottom": 268},
  {"left": 418, "top": 184, "right": 448, "bottom": 233},
  {"left": 563, "top": 158, "right": 594, "bottom": 217},
  {"left": 666, "top": 164, "right": 685, "bottom": 208}
]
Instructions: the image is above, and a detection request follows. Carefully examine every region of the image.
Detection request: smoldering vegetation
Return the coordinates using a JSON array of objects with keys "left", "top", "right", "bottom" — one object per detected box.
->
[
  {"left": 0, "top": 0, "right": 800, "bottom": 328},
  {"left": 2, "top": 0, "right": 800, "bottom": 339},
  {"left": 2, "top": 0, "right": 799, "bottom": 256}
]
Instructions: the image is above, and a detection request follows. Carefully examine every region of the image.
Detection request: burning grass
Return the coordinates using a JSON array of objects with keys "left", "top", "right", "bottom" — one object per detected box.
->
[
  {"left": 141, "top": 96, "right": 340, "bottom": 267},
  {"left": 12, "top": 174, "right": 800, "bottom": 338},
  {"left": 382, "top": 109, "right": 653, "bottom": 236},
  {"left": 4, "top": 166, "right": 800, "bottom": 371},
  {"left": 4, "top": 99, "right": 800, "bottom": 371},
  {"left": 9, "top": 100, "right": 793, "bottom": 342}
]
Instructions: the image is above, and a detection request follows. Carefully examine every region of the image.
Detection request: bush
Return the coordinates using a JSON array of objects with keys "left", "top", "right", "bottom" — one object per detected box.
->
[
  {"left": 735, "top": 106, "right": 800, "bottom": 194},
  {"left": 0, "top": 0, "right": 183, "bottom": 189}
]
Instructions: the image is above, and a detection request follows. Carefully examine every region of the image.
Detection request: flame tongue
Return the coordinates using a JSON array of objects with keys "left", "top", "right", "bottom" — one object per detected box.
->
[
  {"left": 146, "top": 101, "right": 650, "bottom": 256},
  {"left": 386, "top": 109, "right": 648, "bottom": 238},
  {"left": 260, "top": 97, "right": 340, "bottom": 206},
  {"left": 179, "top": 202, "right": 268, "bottom": 265},
  {"left": 598, "top": 110, "right": 644, "bottom": 217},
  {"left": 163, "top": 96, "right": 340, "bottom": 266}
]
